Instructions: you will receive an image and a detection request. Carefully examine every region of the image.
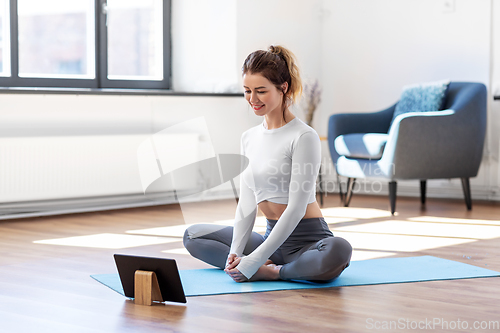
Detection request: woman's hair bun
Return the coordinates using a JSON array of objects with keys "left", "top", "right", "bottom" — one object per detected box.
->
[
  {"left": 243, "top": 45, "right": 302, "bottom": 105},
  {"left": 268, "top": 45, "right": 280, "bottom": 54}
]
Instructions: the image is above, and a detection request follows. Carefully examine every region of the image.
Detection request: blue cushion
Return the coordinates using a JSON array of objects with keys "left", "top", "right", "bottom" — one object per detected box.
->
[
  {"left": 334, "top": 133, "right": 389, "bottom": 159},
  {"left": 391, "top": 79, "right": 450, "bottom": 125}
]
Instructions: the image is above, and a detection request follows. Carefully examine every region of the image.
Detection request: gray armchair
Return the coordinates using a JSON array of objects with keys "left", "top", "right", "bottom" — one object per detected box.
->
[{"left": 327, "top": 82, "right": 487, "bottom": 214}]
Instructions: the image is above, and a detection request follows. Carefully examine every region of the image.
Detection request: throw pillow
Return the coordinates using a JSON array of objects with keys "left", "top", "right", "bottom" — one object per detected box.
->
[{"left": 390, "top": 79, "right": 450, "bottom": 126}]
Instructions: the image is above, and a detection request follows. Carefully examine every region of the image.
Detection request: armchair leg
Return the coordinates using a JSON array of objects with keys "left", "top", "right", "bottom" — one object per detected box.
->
[
  {"left": 337, "top": 173, "right": 344, "bottom": 203},
  {"left": 420, "top": 180, "right": 427, "bottom": 206},
  {"left": 461, "top": 178, "right": 472, "bottom": 210},
  {"left": 344, "top": 178, "right": 356, "bottom": 207},
  {"left": 389, "top": 181, "right": 397, "bottom": 215}
]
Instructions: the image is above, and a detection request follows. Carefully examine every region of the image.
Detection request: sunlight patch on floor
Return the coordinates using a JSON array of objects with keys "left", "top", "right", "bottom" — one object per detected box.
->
[
  {"left": 33, "top": 233, "right": 181, "bottom": 249},
  {"left": 255, "top": 216, "right": 268, "bottom": 226},
  {"left": 334, "top": 221, "right": 500, "bottom": 239},
  {"left": 34, "top": 210, "right": 495, "bottom": 253},
  {"left": 323, "top": 217, "right": 356, "bottom": 224},
  {"left": 332, "top": 231, "right": 476, "bottom": 252},
  {"left": 408, "top": 216, "right": 500, "bottom": 226},
  {"left": 127, "top": 223, "right": 267, "bottom": 237},
  {"left": 321, "top": 207, "right": 393, "bottom": 219},
  {"left": 127, "top": 217, "right": 268, "bottom": 237},
  {"left": 128, "top": 224, "right": 193, "bottom": 237},
  {"left": 162, "top": 248, "right": 190, "bottom": 255}
]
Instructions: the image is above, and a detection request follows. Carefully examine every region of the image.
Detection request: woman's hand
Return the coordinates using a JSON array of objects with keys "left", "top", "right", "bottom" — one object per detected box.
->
[
  {"left": 224, "top": 255, "right": 249, "bottom": 282},
  {"left": 226, "top": 253, "right": 237, "bottom": 268}
]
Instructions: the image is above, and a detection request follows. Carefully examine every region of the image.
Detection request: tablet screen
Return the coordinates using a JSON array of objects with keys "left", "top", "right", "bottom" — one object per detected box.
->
[{"left": 114, "top": 254, "right": 187, "bottom": 303}]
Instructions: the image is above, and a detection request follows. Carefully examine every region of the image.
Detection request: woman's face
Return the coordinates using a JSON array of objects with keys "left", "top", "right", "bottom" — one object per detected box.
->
[{"left": 243, "top": 73, "right": 286, "bottom": 117}]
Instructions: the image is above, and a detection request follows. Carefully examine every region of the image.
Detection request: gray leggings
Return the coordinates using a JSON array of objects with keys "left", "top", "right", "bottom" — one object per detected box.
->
[{"left": 183, "top": 217, "right": 352, "bottom": 281}]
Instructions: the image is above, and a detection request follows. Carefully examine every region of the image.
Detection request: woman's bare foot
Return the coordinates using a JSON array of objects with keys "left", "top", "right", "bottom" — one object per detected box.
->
[{"left": 248, "top": 264, "right": 282, "bottom": 281}]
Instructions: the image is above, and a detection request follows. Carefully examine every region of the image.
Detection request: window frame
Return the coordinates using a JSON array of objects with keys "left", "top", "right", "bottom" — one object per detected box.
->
[{"left": 0, "top": 0, "right": 171, "bottom": 90}]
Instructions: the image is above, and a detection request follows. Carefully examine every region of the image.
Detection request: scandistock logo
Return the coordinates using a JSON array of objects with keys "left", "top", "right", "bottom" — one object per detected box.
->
[{"left": 137, "top": 117, "right": 249, "bottom": 226}]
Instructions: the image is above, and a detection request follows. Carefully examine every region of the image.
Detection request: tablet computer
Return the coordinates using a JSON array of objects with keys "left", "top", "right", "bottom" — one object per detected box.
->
[{"left": 114, "top": 254, "right": 187, "bottom": 303}]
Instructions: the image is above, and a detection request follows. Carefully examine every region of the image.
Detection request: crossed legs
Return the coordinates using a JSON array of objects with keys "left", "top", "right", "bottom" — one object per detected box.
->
[
  {"left": 183, "top": 223, "right": 284, "bottom": 269},
  {"left": 279, "top": 237, "right": 352, "bottom": 281},
  {"left": 183, "top": 223, "right": 352, "bottom": 282}
]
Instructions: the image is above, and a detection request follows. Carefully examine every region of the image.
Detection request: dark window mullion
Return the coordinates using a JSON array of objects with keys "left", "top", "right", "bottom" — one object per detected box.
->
[
  {"left": 0, "top": 0, "right": 23, "bottom": 86},
  {"left": 12, "top": 77, "right": 98, "bottom": 88},
  {"left": 97, "top": 0, "right": 107, "bottom": 89},
  {"left": 9, "top": 0, "right": 19, "bottom": 84},
  {"left": 163, "top": 0, "right": 171, "bottom": 89}
]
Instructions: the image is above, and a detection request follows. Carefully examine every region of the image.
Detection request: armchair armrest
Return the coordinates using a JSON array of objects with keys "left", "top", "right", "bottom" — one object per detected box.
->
[
  {"left": 379, "top": 109, "right": 483, "bottom": 179},
  {"left": 327, "top": 104, "right": 396, "bottom": 163}
]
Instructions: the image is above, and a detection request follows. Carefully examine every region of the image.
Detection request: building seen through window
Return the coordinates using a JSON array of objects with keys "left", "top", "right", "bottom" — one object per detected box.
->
[
  {"left": 18, "top": 0, "right": 93, "bottom": 78},
  {"left": 0, "top": 0, "right": 9, "bottom": 76},
  {"left": 107, "top": 0, "right": 163, "bottom": 81}
]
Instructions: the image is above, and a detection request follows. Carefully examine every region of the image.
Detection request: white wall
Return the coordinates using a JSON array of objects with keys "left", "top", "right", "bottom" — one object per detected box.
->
[
  {"left": 490, "top": 0, "right": 500, "bottom": 192},
  {"left": 235, "top": 0, "right": 324, "bottom": 92},
  {"left": 171, "top": 0, "right": 239, "bottom": 93}
]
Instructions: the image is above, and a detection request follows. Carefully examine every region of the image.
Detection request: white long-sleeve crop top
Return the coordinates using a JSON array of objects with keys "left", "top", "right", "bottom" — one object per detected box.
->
[{"left": 229, "top": 116, "right": 321, "bottom": 279}]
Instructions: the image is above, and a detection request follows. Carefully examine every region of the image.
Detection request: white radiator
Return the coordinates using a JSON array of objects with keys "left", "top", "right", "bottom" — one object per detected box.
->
[{"left": 0, "top": 133, "right": 202, "bottom": 204}]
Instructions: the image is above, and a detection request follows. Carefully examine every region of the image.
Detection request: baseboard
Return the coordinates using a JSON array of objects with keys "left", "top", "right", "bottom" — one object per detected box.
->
[
  {"left": 0, "top": 188, "right": 237, "bottom": 221},
  {"left": 1, "top": 180, "right": 498, "bottom": 221},
  {"left": 323, "top": 179, "right": 500, "bottom": 202}
]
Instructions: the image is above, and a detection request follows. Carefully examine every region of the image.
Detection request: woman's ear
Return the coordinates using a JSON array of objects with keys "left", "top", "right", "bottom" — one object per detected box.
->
[{"left": 281, "top": 82, "right": 288, "bottom": 95}]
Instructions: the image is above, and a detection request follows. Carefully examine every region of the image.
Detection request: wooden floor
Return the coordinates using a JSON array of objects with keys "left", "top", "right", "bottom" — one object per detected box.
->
[{"left": 1, "top": 193, "right": 500, "bottom": 332}]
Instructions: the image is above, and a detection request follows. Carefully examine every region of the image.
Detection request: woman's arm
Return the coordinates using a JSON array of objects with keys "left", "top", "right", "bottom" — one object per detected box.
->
[
  {"left": 234, "top": 130, "right": 321, "bottom": 279},
  {"left": 228, "top": 172, "right": 258, "bottom": 258},
  {"left": 228, "top": 138, "right": 258, "bottom": 259}
]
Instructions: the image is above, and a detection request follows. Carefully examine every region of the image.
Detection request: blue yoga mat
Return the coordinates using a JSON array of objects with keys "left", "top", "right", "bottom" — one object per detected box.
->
[{"left": 91, "top": 256, "right": 500, "bottom": 297}]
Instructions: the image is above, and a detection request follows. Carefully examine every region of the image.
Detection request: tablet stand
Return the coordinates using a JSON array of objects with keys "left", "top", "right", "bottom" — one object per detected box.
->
[{"left": 134, "top": 270, "right": 164, "bottom": 305}]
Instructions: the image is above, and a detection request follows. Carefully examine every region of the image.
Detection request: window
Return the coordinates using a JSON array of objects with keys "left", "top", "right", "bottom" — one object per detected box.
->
[
  {"left": 0, "top": 0, "right": 11, "bottom": 77},
  {"left": 0, "top": 0, "right": 170, "bottom": 89},
  {"left": 18, "top": 0, "right": 95, "bottom": 79}
]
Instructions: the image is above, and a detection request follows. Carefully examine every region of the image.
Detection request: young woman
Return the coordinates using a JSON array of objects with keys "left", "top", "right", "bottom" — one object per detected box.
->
[{"left": 183, "top": 45, "right": 352, "bottom": 282}]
